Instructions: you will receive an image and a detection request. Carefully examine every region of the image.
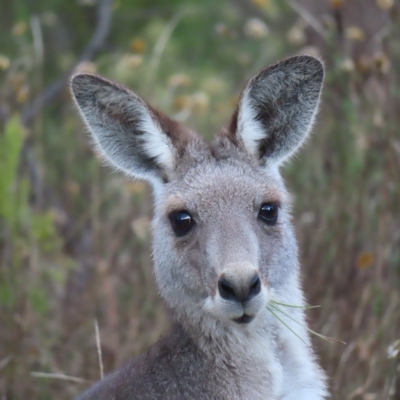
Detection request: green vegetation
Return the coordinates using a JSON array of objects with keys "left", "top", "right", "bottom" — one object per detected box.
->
[{"left": 0, "top": 0, "right": 399, "bottom": 398}]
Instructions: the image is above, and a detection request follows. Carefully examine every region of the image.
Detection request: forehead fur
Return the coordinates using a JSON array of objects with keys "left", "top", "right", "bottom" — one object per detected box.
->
[{"left": 162, "top": 136, "right": 290, "bottom": 215}]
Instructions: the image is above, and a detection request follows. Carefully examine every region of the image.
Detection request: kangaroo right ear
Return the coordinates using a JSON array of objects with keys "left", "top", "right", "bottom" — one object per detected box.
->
[
  {"left": 70, "top": 74, "right": 190, "bottom": 187},
  {"left": 228, "top": 55, "right": 324, "bottom": 167}
]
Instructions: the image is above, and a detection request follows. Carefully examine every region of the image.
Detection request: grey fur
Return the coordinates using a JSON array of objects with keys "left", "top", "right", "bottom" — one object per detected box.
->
[{"left": 71, "top": 55, "right": 328, "bottom": 400}]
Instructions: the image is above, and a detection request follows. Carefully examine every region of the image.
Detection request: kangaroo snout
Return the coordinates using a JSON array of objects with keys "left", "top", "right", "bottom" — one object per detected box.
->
[
  {"left": 213, "top": 263, "right": 267, "bottom": 325},
  {"left": 218, "top": 273, "right": 261, "bottom": 303},
  {"left": 217, "top": 263, "right": 262, "bottom": 303}
]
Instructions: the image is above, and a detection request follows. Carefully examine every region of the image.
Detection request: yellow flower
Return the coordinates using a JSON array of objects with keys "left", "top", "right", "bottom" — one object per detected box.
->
[
  {"left": 250, "top": 0, "right": 269, "bottom": 9},
  {"left": 168, "top": 74, "right": 191, "bottom": 87},
  {"left": 0, "top": 55, "right": 10, "bottom": 70},
  {"left": 191, "top": 92, "right": 209, "bottom": 114},
  {"left": 16, "top": 85, "right": 29, "bottom": 104},
  {"left": 173, "top": 96, "right": 190, "bottom": 111},
  {"left": 331, "top": 0, "right": 343, "bottom": 9},
  {"left": 375, "top": 52, "right": 390, "bottom": 74},
  {"left": 339, "top": 58, "right": 355, "bottom": 73},
  {"left": 244, "top": 18, "right": 269, "bottom": 39},
  {"left": 119, "top": 54, "right": 143, "bottom": 69},
  {"left": 12, "top": 21, "right": 28, "bottom": 36},
  {"left": 131, "top": 216, "right": 150, "bottom": 241},
  {"left": 76, "top": 61, "right": 97, "bottom": 74},
  {"left": 376, "top": 0, "right": 394, "bottom": 10},
  {"left": 125, "top": 181, "right": 146, "bottom": 195},
  {"left": 202, "top": 77, "right": 225, "bottom": 95},
  {"left": 356, "top": 252, "right": 373, "bottom": 270},
  {"left": 130, "top": 38, "right": 146, "bottom": 53},
  {"left": 287, "top": 24, "right": 306, "bottom": 45},
  {"left": 345, "top": 26, "right": 365, "bottom": 41}
]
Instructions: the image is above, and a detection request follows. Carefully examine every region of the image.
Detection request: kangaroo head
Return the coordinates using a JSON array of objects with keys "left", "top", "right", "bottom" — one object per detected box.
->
[{"left": 71, "top": 56, "right": 324, "bottom": 329}]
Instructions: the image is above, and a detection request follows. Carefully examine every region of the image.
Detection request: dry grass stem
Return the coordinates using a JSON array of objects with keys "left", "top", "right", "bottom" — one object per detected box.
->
[
  {"left": 95, "top": 319, "right": 104, "bottom": 380},
  {"left": 30, "top": 372, "right": 88, "bottom": 383}
]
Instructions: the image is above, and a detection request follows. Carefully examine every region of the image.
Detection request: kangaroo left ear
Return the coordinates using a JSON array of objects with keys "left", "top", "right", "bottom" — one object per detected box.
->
[
  {"left": 228, "top": 55, "right": 324, "bottom": 166},
  {"left": 70, "top": 73, "right": 194, "bottom": 190}
]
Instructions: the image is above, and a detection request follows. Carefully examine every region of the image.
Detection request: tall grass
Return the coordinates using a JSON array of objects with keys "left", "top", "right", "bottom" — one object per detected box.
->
[{"left": 0, "top": 0, "right": 399, "bottom": 398}]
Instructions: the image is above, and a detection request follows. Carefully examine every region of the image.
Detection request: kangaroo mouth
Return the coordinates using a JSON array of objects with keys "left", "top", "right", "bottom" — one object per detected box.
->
[{"left": 233, "top": 314, "right": 254, "bottom": 324}]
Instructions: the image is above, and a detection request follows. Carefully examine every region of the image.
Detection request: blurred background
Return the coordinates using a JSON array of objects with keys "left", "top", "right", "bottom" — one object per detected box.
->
[{"left": 0, "top": 0, "right": 399, "bottom": 398}]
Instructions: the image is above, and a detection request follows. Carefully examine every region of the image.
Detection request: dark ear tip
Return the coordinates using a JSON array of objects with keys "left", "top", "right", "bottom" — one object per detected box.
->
[
  {"left": 255, "top": 55, "right": 325, "bottom": 85},
  {"left": 304, "top": 54, "right": 324, "bottom": 69},
  {"left": 288, "top": 54, "right": 324, "bottom": 70},
  {"left": 293, "top": 54, "right": 324, "bottom": 65},
  {"left": 294, "top": 55, "right": 325, "bottom": 80},
  {"left": 70, "top": 73, "right": 98, "bottom": 93}
]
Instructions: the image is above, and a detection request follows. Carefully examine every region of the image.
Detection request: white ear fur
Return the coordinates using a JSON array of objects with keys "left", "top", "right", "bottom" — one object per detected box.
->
[
  {"left": 237, "top": 86, "right": 267, "bottom": 157},
  {"left": 134, "top": 104, "right": 175, "bottom": 171},
  {"left": 84, "top": 102, "right": 175, "bottom": 182}
]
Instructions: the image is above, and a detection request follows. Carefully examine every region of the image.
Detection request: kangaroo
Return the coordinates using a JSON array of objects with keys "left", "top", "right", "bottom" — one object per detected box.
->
[{"left": 71, "top": 55, "right": 328, "bottom": 400}]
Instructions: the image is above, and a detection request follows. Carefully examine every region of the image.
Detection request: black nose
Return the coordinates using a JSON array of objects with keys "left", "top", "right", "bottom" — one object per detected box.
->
[{"left": 218, "top": 274, "right": 261, "bottom": 302}]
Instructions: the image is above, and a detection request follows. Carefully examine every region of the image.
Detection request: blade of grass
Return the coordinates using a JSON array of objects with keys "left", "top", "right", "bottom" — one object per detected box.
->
[
  {"left": 307, "top": 327, "right": 347, "bottom": 345},
  {"left": 270, "top": 303, "right": 345, "bottom": 345},
  {"left": 270, "top": 300, "right": 321, "bottom": 309},
  {"left": 94, "top": 319, "right": 104, "bottom": 380},
  {"left": 31, "top": 372, "right": 88, "bottom": 383},
  {"left": 267, "top": 305, "right": 307, "bottom": 344}
]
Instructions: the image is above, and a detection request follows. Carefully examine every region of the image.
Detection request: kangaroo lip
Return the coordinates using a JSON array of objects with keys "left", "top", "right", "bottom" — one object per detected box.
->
[{"left": 233, "top": 314, "right": 254, "bottom": 324}]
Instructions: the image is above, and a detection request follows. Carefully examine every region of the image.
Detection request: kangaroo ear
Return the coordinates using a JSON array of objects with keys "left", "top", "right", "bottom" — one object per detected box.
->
[
  {"left": 228, "top": 55, "right": 324, "bottom": 166},
  {"left": 70, "top": 74, "right": 191, "bottom": 188}
]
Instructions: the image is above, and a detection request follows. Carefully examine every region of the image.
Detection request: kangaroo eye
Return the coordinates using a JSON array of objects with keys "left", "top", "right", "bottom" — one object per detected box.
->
[
  {"left": 169, "top": 211, "right": 194, "bottom": 236},
  {"left": 259, "top": 203, "right": 279, "bottom": 225}
]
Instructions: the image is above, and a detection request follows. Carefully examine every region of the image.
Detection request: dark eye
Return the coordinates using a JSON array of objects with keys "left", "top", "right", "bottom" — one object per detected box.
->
[
  {"left": 258, "top": 203, "right": 279, "bottom": 225},
  {"left": 169, "top": 211, "right": 194, "bottom": 237}
]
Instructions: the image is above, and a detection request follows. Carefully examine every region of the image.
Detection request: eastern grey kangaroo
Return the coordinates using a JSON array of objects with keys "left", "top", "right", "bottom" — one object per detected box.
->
[{"left": 71, "top": 55, "right": 329, "bottom": 399}]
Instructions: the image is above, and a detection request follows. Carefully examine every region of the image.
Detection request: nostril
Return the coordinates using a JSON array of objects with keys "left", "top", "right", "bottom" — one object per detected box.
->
[
  {"left": 218, "top": 274, "right": 262, "bottom": 302},
  {"left": 248, "top": 274, "right": 261, "bottom": 299},
  {"left": 218, "top": 277, "right": 238, "bottom": 301}
]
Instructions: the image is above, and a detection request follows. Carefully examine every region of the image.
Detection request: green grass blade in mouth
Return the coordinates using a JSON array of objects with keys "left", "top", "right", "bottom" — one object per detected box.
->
[
  {"left": 269, "top": 300, "right": 321, "bottom": 309},
  {"left": 266, "top": 305, "right": 307, "bottom": 344},
  {"left": 269, "top": 303, "right": 346, "bottom": 345}
]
